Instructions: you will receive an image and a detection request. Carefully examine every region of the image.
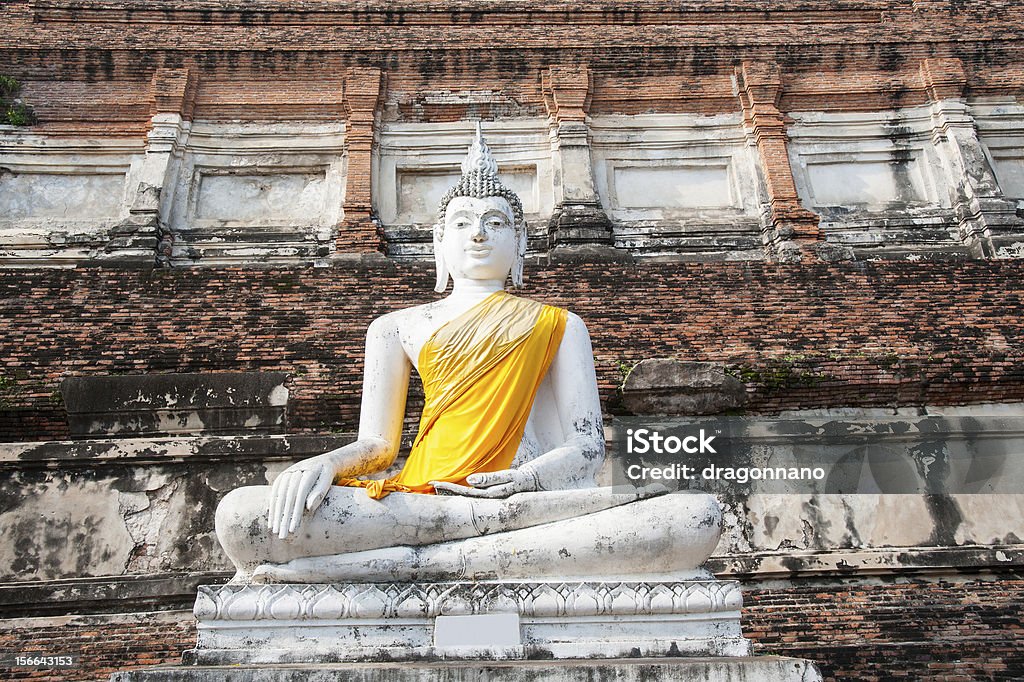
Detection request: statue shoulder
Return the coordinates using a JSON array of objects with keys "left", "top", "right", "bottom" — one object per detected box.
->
[
  {"left": 364, "top": 311, "right": 400, "bottom": 342},
  {"left": 366, "top": 306, "right": 421, "bottom": 337},
  {"left": 365, "top": 301, "right": 444, "bottom": 341},
  {"left": 564, "top": 309, "right": 587, "bottom": 329},
  {"left": 562, "top": 310, "right": 591, "bottom": 341}
]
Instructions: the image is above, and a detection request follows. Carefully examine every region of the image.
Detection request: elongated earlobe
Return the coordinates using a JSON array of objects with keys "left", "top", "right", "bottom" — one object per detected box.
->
[
  {"left": 433, "top": 223, "right": 450, "bottom": 293},
  {"left": 511, "top": 222, "right": 526, "bottom": 288}
]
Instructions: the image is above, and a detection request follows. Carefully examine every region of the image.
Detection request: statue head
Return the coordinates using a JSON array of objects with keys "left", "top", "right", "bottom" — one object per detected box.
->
[{"left": 433, "top": 123, "right": 527, "bottom": 293}]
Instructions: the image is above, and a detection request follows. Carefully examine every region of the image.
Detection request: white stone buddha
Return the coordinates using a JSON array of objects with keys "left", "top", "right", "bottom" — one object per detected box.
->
[{"left": 214, "top": 125, "right": 722, "bottom": 584}]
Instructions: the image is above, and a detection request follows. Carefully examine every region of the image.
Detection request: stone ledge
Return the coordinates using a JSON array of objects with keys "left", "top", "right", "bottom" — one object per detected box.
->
[
  {"left": 0, "top": 572, "right": 231, "bottom": 619},
  {"left": 708, "top": 544, "right": 1024, "bottom": 579},
  {"left": 111, "top": 656, "right": 822, "bottom": 681},
  {"left": 0, "top": 433, "right": 350, "bottom": 469},
  {"left": 4, "top": 551, "right": 1021, "bottom": 621}
]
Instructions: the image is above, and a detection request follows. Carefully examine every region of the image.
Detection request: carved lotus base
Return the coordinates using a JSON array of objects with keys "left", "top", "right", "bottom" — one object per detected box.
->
[{"left": 187, "top": 580, "right": 752, "bottom": 664}]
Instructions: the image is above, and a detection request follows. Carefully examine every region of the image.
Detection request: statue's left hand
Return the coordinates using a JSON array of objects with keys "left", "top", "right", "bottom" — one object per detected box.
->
[
  {"left": 268, "top": 454, "right": 338, "bottom": 539},
  {"left": 430, "top": 468, "right": 538, "bottom": 498}
]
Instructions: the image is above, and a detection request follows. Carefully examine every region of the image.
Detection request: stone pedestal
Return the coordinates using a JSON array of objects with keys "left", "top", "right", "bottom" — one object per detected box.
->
[
  {"left": 110, "top": 581, "right": 823, "bottom": 681},
  {"left": 188, "top": 580, "right": 751, "bottom": 664}
]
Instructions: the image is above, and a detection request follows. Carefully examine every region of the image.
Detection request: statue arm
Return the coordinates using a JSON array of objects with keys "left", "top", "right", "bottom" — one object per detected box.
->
[
  {"left": 268, "top": 314, "right": 411, "bottom": 538},
  {"left": 517, "top": 312, "right": 605, "bottom": 488},
  {"left": 433, "top": 312, "right": 605, "bottom": 497},
  {"left": 348, "top": 315, "right": 412, "bottom": 471}
]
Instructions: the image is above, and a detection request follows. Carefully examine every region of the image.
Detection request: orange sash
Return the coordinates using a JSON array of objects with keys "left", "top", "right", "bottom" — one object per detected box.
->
[{"left": 337, "top": 291, "right": 567, "bottom": 499}]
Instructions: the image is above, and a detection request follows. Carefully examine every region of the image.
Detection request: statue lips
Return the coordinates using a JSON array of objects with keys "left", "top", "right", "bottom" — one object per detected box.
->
[{"left": 465, "top": 246, "right": 493, "bottom": 259}]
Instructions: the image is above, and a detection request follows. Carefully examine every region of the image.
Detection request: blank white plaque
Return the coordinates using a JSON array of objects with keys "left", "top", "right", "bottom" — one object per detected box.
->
[{"left": 433, "top": 613, "right": 522, "bottom": 648}]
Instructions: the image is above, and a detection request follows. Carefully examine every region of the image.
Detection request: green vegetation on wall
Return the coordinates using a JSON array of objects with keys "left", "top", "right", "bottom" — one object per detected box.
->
[{"left": 0, "top": 75, "right": 36, "bottom": 126}]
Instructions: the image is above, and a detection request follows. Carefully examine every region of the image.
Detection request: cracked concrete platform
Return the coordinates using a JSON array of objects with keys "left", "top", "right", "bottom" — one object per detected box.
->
[{"left": 111, "top": 656, "right": 822, "bottom": 681}]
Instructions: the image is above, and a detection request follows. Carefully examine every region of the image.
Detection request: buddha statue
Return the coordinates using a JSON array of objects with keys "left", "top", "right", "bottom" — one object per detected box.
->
[{"left": 214, "top": 125, "right": 722, "bottom": 584}]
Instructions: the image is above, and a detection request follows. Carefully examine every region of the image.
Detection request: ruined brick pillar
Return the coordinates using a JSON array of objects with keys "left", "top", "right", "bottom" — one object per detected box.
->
[
  {"left": 735, "top": 61, "right": 822, "bottom": 263},
  {"left": 542, "top": 66, "right": 616, "bottom": 252},
  {"left": 921, "top": 57, "right": 1024, "bottom": 258},
  {"left": 338, "top": 67, "right": 385, "bottom": 254},
  {"left": 107, "top": 67, "right": 196, "bottom": 265}
]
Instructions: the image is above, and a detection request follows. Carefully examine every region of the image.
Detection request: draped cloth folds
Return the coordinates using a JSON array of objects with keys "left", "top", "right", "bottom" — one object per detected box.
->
[{"left": 336, "top": 291, "right": 568, "bottom": 499}]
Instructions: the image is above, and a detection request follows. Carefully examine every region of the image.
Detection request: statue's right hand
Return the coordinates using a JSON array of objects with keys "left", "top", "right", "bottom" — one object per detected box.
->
[{"left": 268, "top": 454, "right": 337, "bottom": 539}]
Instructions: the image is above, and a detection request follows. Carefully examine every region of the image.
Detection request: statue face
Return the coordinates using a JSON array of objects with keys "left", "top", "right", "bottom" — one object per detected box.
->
[{"left": 440, "top": 196, "right": 517, "bottom": 282}]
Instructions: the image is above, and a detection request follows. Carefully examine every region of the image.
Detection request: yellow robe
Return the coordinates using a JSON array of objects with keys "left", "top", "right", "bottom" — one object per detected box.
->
[{"left": 337, "top": 291, "right": 568, "bottom": 499}]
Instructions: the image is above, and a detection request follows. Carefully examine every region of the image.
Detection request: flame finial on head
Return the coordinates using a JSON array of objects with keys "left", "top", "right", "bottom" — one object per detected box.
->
[{"left": 461, "top": 121, "right": 500, "bottom": 176}]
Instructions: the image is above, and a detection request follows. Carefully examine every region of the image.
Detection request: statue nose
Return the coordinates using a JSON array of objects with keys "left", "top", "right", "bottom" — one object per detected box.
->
[{"left": 470, "top": 222, "right": 488, "bottom": 241}]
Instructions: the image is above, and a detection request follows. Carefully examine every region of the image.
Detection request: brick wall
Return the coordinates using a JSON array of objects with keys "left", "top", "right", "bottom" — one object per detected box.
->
[
  {"left": 1, "top": 575, "right": 1020, "bottom": 680},
  {"left": 0, "top": 612, "right": 195, "bottom": 682},
  {"left": 2, "top": 259, "right": 1023, "bottom": 442},
  {"left": 743, "top": 575, "right": 1024, "bottom": 680},
  {"left": 2, "top": 1, "right": 1024, "bottom": 136}
]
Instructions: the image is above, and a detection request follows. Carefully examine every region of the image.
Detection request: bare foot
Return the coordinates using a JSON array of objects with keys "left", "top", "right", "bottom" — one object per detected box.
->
[{"left": 252, "top": 563, "right": 294, "bottom": 584}]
